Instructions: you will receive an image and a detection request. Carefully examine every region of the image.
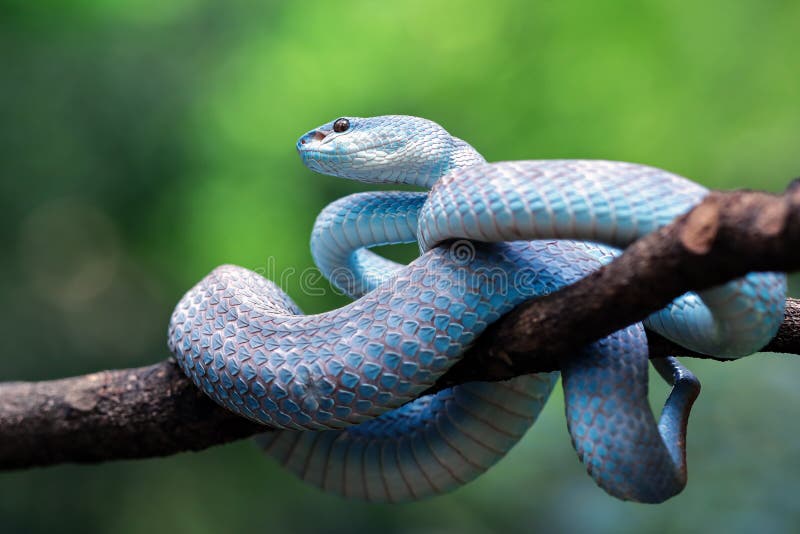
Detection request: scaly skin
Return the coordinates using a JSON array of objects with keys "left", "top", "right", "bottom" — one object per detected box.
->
[
  {"left": 263, "top": 118, "right": 670, "bottom": 502},
  {"left": 168, "top": 115, "right": 786, "bottom": 504},
  {"left": 264, "top": 185, "right": 562, "bottom": 501}
]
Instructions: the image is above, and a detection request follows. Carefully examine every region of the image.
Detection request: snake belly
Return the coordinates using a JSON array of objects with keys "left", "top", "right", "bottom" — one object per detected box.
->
[
  {"left": 169, "top": 115, "right": 786, "bottom": 504},
  {"left": 261, "top": 191, "right": 559, "bottom": 501}
]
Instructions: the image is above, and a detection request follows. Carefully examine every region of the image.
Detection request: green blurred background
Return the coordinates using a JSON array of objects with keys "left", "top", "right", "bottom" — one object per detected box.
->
[{"left": 2, "top": 0, "right": 799, "bottom": 532}]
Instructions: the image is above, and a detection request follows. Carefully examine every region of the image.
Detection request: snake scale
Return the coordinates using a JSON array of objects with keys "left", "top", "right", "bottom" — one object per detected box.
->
[{"left": 168, "top": 115, "right": 786, "bottom": 503}]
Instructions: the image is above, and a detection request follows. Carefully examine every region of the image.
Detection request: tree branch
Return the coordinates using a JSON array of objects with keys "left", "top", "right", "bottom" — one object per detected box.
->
[{"left": 2, "top": 183, "right": 800, "bottom": 471}]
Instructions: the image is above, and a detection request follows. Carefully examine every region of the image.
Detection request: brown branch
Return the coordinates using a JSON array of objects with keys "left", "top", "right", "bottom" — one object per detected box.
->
[
  {"left": 428, "top": 182, "right": 800, "bottom": 390},
  {"left": 2, "top": 183, "right": 800, "bottom": 471}
]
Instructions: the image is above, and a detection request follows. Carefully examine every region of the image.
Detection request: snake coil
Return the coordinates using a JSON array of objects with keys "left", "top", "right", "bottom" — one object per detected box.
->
[{"left": 169, "top": 115, "right": 785, "bottom": 503}]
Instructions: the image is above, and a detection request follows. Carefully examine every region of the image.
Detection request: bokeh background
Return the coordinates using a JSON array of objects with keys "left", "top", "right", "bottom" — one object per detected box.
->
[{"left": 2, "top": 0, "right": 799, "bottom": 532}]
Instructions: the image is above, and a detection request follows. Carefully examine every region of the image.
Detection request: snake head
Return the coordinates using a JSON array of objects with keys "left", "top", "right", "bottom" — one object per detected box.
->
[{"left": 296, "top": 115, "right": 483, "bottom": 188}]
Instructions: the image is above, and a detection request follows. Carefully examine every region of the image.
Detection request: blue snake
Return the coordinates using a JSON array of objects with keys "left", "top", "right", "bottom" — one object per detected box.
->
[{"left": 168, "top": 115, "right": 786, "bottom": 503}]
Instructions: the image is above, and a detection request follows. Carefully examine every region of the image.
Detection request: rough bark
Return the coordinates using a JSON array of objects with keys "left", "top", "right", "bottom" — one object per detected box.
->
[{"left": 2, "top": 183, "right": 800, "bottom": 470}]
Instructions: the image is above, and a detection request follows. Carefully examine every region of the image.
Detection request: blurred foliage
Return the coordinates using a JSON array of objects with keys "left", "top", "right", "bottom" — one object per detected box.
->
[{"left": 1, "top": 0, "right": 799, "bottom": 532}]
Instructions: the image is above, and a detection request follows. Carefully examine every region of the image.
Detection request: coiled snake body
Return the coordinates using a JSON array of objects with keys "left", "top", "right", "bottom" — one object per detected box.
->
[{"left": 169, "top": 115, "right": 786, "bottom": 503}]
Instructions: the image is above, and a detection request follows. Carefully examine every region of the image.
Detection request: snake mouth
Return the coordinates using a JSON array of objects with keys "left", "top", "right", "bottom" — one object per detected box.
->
[
  {"left": 299, "top": 141, "right": 402, "bottom": 159},
  {"left": 296, "top": 127, "right": 407, "bottom": 160}
]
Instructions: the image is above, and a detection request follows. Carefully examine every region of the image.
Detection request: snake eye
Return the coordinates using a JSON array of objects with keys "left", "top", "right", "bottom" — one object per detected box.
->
[{"left": 333, "top": 118, "right": 350, "bottom": 133}]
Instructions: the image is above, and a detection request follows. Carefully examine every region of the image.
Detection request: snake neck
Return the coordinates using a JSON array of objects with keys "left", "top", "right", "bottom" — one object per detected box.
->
[
  {"left": 427, "top": 136, "right": 486, "bottom": 187},
  {"left": 395, "top": 134, "right": 485, "bottom": 189}
]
